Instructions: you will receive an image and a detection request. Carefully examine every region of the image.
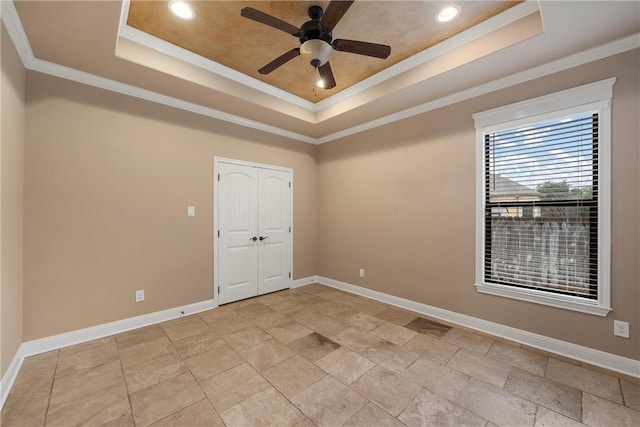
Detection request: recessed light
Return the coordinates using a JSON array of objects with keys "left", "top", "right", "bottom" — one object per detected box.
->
[
  {"left": 169, "top": 1, "right": 195, "bottom": 20},
  {"left": 436, "top": 5, "right": 460, "bottom": 23},
  {"left": 316, "top": 79, "right": 325, "bottom": 88}
]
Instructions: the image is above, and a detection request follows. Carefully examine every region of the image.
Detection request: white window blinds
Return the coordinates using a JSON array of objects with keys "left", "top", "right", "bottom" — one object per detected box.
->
[{"left": 483, "top": 112, "right": 598, "bottom": 299}]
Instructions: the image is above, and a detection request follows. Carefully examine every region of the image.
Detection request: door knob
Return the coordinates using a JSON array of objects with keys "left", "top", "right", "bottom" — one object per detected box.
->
[
  {"left": 250, "top": 236, "right": 258, "bottom": 241},
  {"left": 259, "top": 236, "right": 269, "bottom": 241}
]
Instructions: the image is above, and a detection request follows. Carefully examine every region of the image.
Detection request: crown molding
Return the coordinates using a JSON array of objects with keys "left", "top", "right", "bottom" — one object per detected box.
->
[
  {"left": 117, "top": 0, "right": 541, "bottom": 115},
  {"left": 0, "top": 0, "right": 33, "bottom": 66},
  {"left": 29, "top": 57, "right": 319, "bottom": 144},
  {"left": 1, "top": 0, "right": 317, "bottom": 144},
  {"left": 2, "top": 0, "right": 638, "bottom": 145},
  {"left": 313, "top": 0, "right": 541, "bottom": 111},
  {"left": 118, "top": 0, "right": 318, "bottom": 112},
  {"left": 316, "top": 33, "right": 640, "bottom": 144}
]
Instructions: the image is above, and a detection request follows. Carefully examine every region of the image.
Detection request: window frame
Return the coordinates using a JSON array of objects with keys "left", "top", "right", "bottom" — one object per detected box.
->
[{"left": 473, "top": 78, "right": 614, "bottom": 316}]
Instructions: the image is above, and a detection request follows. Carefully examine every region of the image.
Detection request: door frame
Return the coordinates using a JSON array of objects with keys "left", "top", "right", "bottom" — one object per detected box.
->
[{"left": 213, "top": 157, "right": 294, "bottom": 307}]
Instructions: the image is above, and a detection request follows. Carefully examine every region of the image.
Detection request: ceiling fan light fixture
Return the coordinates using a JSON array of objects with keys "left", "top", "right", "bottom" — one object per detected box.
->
[
  {"left": 300, "top": 39, "right": 332, "bottom": 68},
  {"left": 436, "top": 5, "right": 460, "bottom": 23},
  {"left": 169, "top": 1, "right": 195, "bottom": 20},
  {"left": 316, "top": 79, "right": 325, "bottom": 88}
]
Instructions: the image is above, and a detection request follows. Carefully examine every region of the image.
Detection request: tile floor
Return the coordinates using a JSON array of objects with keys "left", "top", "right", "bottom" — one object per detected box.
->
[{"left": 2, "top": 284, "right": 639, "bottom": 426}]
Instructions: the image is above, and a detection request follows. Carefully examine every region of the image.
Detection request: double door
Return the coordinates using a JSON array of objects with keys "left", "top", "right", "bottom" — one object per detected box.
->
[{"left": 216, "top": 160, "right": 292, "bottom": 304}]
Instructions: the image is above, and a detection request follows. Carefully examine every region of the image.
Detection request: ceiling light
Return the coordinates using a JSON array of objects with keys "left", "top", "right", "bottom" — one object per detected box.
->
[
  {"left": 316, "top": 79, "right": 325, "bottom": 88},
  {"left": 436, "top": 5, "right": 460, "bottom": 23},
  {"left": 169, "top": 1, "right": 195, "bottom": 20},
  {"left": 300, "top": 39, "right": 332, "bottom": 68}
]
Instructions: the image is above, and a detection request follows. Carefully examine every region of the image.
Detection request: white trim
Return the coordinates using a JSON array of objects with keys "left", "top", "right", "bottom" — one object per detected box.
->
[
  {"left": 0, "top": 278, "right": 276, "bottom": 409},
  {"left": 316, "top": 276, "right": 639, "bottom": 378},
  {"left": 0, "top": 0, "right": 316, "bottom": 145},
  {"left": 473, "top": 78, "right": 615, "bottom": 127},
  {"left": 313, "top": 0, "right": 541, "bottom": 111},
  {"left": 474, "top": 125, "right": 485, "bottom": 304},
  {"left": 0, "top": 0, "right": 28, "bottom": 412},
  {"left": 20, "top": 299, "right": 215, "bottom": 357},
  {"left": 213, "top": 159, "right": 220, "bottom": 306},
  {"left": 28, "top": 58, "right": 317, "bottom": 145},
  {"left": 118, "top": 1, "right": 316, "bottom": 112},
  {"left": 0, "top": 345, "right": 25, "bottom": 410},
  {"left": 597, "top": 95, "right": 613, "bottom": 316},
  {"left": 2, "top": 276, "right": 636, "bottom": 410},
  {"left": 214, "top": 157, "right": 293, "bottom": 173},
  {"left": 473, "top": 78, "right": 614, "bottom": 316},
  {"left": 2, "top": 0, "right": 638, "bottom": 145},
  {"left": 291, "top": 276, "right": 318, "bottom": 289},
  {"left": 0, "top": 0, "right": 33, "bottom": 66},
  {"left": 0, "top": 298, "right": 215, "bottom": 411},
  {"left": 474, "top": 283, "right": 611, "bottom": 317},
  {"left": 118, "top": 0, "right": 540, "bottom": 114},
  {"left": 480, "top": 100, "right": 611, "bottom": 135},
  {"left": 213, "top": 157, "right": 294, "bottom": 304},
  {"left": 316, "top": 36, "right": 636, "bottom": 144}
]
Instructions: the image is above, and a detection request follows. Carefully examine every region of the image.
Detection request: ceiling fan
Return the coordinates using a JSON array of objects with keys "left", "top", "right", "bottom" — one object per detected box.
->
[{"left": 240, "top": 0, "right": 391, "bottom": 89}]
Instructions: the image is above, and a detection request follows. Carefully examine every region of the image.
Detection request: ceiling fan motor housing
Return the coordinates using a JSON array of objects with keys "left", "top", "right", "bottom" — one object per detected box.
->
[
  {"left": 299, "top": 14, "right": 332, "bottom": 44},
  {"left": 299, "top": 6, "right": 334, "bottom": 68}
]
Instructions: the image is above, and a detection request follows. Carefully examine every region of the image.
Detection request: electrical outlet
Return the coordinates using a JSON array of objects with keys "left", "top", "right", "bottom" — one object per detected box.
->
[
  {"left": 135, "top": 290, "right": 145, "bottom": 302},
  {"left": 359, "top": 268, "right": 365, "bottom": 278},
  {"left": 614, "top": 320, "right": 629, "bottom": 338}
]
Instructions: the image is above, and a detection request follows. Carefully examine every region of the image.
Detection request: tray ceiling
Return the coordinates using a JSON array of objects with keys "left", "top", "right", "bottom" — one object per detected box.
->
[
  {"left": 126, "top": 1, "right": 521, "bottom": 102},
  {"left": 7, "top": 1, "right": 639, "bottom": 143}
]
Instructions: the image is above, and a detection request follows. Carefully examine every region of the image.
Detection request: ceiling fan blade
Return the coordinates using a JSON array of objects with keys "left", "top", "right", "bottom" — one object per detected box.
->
[
  {"left": 332, "top": 39, "right": 391, "bottom": 59},
  {"left": 258, "top": 48, "right": 301, "bottom": 74},
  {"left": 318, "top": 62, "right": 337, "bottom": 89},
  {"left": 320, "top": 0, "right": 355, "bottom": 31},
  {"left": 241, "top": 7, "right": 302, "bottom": 36}
]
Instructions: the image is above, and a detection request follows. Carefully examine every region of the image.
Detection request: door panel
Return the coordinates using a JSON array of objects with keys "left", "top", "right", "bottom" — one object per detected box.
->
[
  {"left": 218, "top": 163, "right": 258, "bottom": 304},
  {"left": 258, "top": 169, "right": 291, "bottom": 294},
  {"left": 263, "top": 242, "right": 285, "bottom": 279}
]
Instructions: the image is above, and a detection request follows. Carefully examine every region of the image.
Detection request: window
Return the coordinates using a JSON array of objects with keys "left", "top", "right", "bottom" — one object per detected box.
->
[{"left": 473, "top": 78, "right": 614, "bottom": 316}]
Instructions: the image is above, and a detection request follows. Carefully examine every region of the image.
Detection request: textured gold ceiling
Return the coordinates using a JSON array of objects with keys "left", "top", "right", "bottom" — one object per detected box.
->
[{"left": 127, "top": 1, "right": 521, "bottom": 102}]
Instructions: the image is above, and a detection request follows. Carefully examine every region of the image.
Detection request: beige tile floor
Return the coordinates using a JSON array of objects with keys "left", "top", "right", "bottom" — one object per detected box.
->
[{"left": 2, "top": 284, "right": 639, "bottom": 426}]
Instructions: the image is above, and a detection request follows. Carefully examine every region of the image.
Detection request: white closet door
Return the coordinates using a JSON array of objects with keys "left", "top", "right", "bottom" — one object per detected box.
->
[
  {"left": 216, "top": 160, "right": 292, "bottom": 305},
  {"left": 218, "top": 162, "right": 258, "bottom": 304},
  {"left": 258, "top": 168, "right": 291, "bottom": 295}
]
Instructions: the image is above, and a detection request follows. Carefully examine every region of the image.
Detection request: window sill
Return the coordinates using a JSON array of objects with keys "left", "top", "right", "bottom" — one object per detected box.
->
[{"left": 475, "top": 282, "right": 611, "bottom": 317}]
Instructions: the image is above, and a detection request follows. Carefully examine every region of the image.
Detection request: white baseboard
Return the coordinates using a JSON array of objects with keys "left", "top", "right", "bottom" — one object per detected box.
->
[
  {"left": 0, "top": 298, "right": 215, "bottom": 411},
  {"left": 0, "top": 345, "right": 25, "bottom": 410},
  {"left": 3, "top": 276, "right": 637, "bottom": 412},
  {"left": 21, "top": 299, "right": 216, "bottom": 357},
  {"left": 291, "top": 275, "right": 318, "bottom": 288},
  {"left": 316, "top": 276, "right": 640, "bottom": 378}
]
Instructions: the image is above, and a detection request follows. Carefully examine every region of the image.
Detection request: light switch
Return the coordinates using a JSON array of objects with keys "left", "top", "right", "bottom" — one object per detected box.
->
[{"left": 187, "top": 206, "right": 195, "bottom": 217}]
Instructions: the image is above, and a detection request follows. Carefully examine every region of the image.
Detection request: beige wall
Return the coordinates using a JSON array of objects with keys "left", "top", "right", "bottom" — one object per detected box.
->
[
  {"left": 1, "top": 23, "right": 26, "bottom": 376},
  {"left": 23, "top": 73, "right": 317, "bottom": 340},
  {"left": 12, "top": 40, "right": 640, "bottom": 364},
  {"left": 318, "top": 49, "right": 640, "bottom": 360}
]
